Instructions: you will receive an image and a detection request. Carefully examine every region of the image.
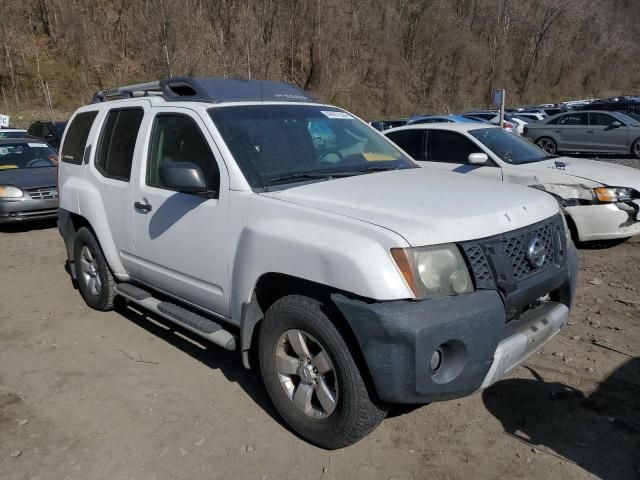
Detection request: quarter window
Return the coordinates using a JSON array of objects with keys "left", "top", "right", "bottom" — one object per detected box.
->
[
  {"left": 95, "top": 108, "right": 144, "bottom": 181},
  {"left": 147, "top": 114, "right": 220, "bottom": 192},
  {"left": 427, "top": 130, "right": 483, "bottom": 163},
  {"left": 61, "top": 111, "right": 98, "bottom": 165}
]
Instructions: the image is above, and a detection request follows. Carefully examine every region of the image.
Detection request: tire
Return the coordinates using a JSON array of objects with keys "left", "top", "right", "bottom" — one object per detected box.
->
[
  {"left": 632, "top": 138, "right": 640, "bottom": 159},
  {"left": 536, "top": 137, "right": 557, "bottom": 155},
  {"left": 73, "top": 227, "right": 116, "bottom": 311},
  {"left": 258, "top": 295, "right": 387, "bottom": 449}
]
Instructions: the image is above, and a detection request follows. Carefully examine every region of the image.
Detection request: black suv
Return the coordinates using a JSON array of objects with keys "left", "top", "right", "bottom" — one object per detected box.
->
[{"left": 26, "top": 121, "right": 68, "bottom": 150}]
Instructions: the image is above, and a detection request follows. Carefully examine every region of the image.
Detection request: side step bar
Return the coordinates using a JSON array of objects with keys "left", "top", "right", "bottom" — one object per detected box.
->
[{"left": 115, "top": 283, "right": 236, "bottom": 351}]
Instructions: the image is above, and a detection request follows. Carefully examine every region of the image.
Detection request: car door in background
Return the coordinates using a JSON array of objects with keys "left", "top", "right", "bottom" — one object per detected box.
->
[
  {"left": 550, "top": 112, "right": 589, "bottom": 150},
  {"left": 587, "top": 112, "right": 629, "bottom": 152},
  {"left": 423, "top": 130, "right": 502, "bottom": 180}
]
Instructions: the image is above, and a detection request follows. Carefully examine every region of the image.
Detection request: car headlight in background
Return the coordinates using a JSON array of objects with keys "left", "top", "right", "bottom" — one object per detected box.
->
[
  {"left": 391, "top": 244, "right": 474, "bottom": 299},
  {"left": 593, "top": 187, "right": 632, "bottom": 203},
  {"left": 0, "top": 185, "right": 24, "bottom": 198}
]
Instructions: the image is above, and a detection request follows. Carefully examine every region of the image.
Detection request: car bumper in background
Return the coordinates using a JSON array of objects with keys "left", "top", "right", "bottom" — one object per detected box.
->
[
  {"left": 0, "top": 198, "right": 59, "bottom": 223},
  {"left": 565, "top": 201, "right": 640, "bottom": 241}
]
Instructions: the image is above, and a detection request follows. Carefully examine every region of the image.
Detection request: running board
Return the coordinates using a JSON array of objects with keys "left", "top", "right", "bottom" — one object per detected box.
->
[{"left": 115, "top": 283, "right": 236, "bottom": 351}]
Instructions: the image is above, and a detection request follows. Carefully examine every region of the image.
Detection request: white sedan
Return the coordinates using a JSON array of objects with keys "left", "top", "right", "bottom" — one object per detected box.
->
[{"left": 384, "top": 123, "right": 640, "bottom": 242}]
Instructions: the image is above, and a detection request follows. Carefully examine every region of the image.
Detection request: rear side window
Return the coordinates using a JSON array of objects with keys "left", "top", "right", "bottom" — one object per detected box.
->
[
  {"left": 61, "top": 112, "right": 98, "bottom": 165},
  {"left": 95, "top": 108, "right": 144, "bottom": 181},
  {"left": 386, "top": 130, "right": 425, "bottom": 160},
  {"left": 555, "top": 113, "right": 587, "bottom": 125}
]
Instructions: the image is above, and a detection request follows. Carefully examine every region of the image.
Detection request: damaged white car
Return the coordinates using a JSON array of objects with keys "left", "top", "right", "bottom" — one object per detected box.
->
[{"left": 384, "top": 123, "right": 640, "bottom": 242}]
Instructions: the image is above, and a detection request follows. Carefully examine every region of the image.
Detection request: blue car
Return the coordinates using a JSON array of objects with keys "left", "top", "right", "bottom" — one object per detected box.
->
[{"left": 406, "top": 114, "right": 487, "bottom": 125}]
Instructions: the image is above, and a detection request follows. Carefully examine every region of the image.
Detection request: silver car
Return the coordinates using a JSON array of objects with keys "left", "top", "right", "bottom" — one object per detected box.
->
[{"left": 524, "top": 110, "right": 640, "bottom": 158}]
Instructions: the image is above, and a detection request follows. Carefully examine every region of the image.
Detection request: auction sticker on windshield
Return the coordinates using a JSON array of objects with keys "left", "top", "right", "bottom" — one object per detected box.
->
[
  {"left": 321, "top": 111, "right": 353, "bottom": 119},
  {"left": 28, "top": 143, "right": 49, "bottom": 148}
]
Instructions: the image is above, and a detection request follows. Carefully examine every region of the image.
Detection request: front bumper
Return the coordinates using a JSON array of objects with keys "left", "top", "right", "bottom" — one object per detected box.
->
[
  {"left": 332, "top": 241, "right": 578, "bottom": 404},
  {"left": 0, "top": 198, "right": 58, "bottom": 223},
  {"left": 565, "top": 202, "right": 640, "bottom": 241}
]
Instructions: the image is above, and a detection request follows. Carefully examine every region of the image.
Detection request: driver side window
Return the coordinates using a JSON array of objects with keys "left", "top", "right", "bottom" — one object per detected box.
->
[
  {"left": 427, "top": 130, "right": 483, "bottom": 164},
  {"left": 147, "top": 114, "right": 220, "bottom": 192}
]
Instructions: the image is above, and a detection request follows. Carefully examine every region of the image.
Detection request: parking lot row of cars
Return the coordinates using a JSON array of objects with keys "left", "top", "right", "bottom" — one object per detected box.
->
[{"left": 0, "top": 79, "right": 638, "bottom": 449}]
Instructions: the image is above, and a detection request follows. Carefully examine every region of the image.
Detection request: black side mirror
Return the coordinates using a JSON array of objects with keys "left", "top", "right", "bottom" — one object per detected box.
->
[{"left": 160, "top": 162, "right": 208, "bottom": 194}]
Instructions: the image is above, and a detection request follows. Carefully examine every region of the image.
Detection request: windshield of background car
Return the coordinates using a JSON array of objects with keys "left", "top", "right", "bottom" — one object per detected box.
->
[
  {"left": 209, "top": 105, "right": 415, "bottom": 188},
  {"left": 469, "top": 128, "right": 549, "bottom": 164},
  {"left": 0, "top": 142, "right": 57, "bottom": 169}
]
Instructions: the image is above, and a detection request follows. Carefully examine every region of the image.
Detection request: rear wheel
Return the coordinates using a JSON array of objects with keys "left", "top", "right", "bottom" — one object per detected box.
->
[
  {"left": 73, "top": 227, "right": 116, "bottom": 311},
  {"left": 536, "top": 137, "right": 557, "bottom": 155},
  {"left": 631, "top": 138, "right": 640, "bottom": 159},
  {"left": 258, "top": 295, "right": 387, "bottom": 449}
]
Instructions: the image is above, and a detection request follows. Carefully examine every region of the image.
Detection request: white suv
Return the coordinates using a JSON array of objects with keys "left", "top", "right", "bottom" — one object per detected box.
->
[{"left": 58, "top": 77, "right": 578, "bottom": 449}]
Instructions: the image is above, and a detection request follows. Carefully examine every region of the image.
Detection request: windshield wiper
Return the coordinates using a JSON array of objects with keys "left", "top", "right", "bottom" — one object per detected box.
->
[{"left": 266, "top": 172, "right": 353, "bottom": 184}]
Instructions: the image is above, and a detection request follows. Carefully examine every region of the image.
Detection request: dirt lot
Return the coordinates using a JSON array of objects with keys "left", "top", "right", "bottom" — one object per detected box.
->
[{"left": 1, "top": 222, "right": 639, "bottom": 480}]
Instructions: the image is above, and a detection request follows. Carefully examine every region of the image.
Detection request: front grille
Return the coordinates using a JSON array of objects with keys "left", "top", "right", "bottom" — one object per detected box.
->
[
  {"left": 502, "top": 220, "right": 557, "bottom": 279},
  {"left": 26, "top": 187, "right": 58, "bottom": 200},
  {"left": 461, "top": 214, "right": 564, "bottom": 289}
]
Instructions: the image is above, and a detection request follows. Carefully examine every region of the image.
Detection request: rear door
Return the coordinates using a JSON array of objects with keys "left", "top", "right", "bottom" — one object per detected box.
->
[
  {"left": 128, "top": 107, "right": 230, "bottom": 316},
  {"left": 553, "top": 113, "right": 589, "bottom": 150},
  {"left": 423, "top": 129, "right": 502, "bottom": 180},
  {"left": 587, "top": 112, "right": 629, "bottom": 152}
]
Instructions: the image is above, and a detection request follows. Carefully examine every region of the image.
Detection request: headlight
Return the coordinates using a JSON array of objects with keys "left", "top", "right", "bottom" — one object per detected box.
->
[
  {"left": 593, "top": 187, "right": 632, "bottom": 203},
  {"left": 0, "top": 185, "right": 24, "bottom": 198},
  {"left": 391, "top": 244, "right": 474, "bottom": 299}
]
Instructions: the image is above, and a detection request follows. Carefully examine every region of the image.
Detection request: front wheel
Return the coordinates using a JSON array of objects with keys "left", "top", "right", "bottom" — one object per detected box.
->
[
  {"left": 536, "top": 137, "right": 557, "bottom": 155},
  {"left": 631, "top": 138, "right": 640, "bottom": 159},
  {"left": 258, "top": 295, "right": 387, "bottom": 449}
]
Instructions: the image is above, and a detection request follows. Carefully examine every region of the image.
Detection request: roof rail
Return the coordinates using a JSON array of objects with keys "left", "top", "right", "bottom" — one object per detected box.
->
[
  {"left": 91, "top": 81, "right": 162, "bottom": 103},
  {"left": 91, "top": 77, "right": 319, "bottom": 105}
]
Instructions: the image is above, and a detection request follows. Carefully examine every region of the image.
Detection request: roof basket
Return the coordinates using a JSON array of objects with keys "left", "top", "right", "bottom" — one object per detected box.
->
[{"left": 91, "top": 77, "right": 319, "bottom": 105}]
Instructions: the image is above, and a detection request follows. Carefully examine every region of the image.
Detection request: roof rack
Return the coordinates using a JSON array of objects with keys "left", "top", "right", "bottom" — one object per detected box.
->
[{"left": 91, "top": 77, "right": 320, "bottom": 105}]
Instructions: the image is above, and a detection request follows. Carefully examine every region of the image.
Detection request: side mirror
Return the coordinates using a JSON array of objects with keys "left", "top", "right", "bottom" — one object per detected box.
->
[
  {"left": 611, "top": 121, "right": 622, "bottom": 128},
  {"left": 159, "top": 162, "right": 208, "bottom": 193},
  {"left": 468, "top": 152, "right": 489, "bottom": 165}
]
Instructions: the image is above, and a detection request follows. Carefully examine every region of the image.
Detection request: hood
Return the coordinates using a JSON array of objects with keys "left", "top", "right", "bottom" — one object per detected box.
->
[
  {"left": 0, "top": 167, "right": 57, "bottom": 190},
  {"left": 513, "top": 157, "right": 640, "bottom": 189},
  {"left": 262, "top": 168, "right": 559, "bottom": 246}
]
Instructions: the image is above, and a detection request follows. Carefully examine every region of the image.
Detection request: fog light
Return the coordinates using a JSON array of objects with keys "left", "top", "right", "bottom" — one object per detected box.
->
[
  {"left": 430, "top": 348, "right": 443, "bottom": 373},
  {"left": 449, "top": 270, "right": 471, "bottom": 294}
]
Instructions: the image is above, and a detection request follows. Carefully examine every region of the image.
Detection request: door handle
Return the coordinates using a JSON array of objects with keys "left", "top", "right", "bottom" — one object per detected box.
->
[
  {"left": 587, "top": 130, "right": 595, "bottom": 133},
  {"left": 134, "top": 200, "right": 152, "bottom": 213},
  {"left": 554, "top": 129, "right": 561, "bottom": 133}
]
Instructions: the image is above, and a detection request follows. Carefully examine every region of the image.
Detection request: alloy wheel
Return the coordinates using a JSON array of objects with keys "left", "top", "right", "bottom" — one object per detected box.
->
[
  {"left": 537, "top": 138, "right": 556, "bottom": 155},
  {"left": 275, "top": 329, "right": 339, "bottom": 419},
  {"left": 79, "top": 246, "right": 102, "bottom": 296}
]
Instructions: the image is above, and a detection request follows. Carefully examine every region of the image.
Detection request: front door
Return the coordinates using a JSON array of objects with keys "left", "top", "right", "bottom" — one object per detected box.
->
[
  {"left": 423, "top": 129, "right": 503, "bottom": 181},
  {"left": 587, "top": 112, "right": 629, "bottom": 152},
  {"left": 129, "top": 108, "right": 230, "bottom": 316}
]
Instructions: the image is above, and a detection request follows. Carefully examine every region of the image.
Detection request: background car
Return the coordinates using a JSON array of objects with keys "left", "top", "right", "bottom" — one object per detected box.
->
[
  {"left": 513, "top": 113, "right": 546, "bottom": 122},
  {"left": 384, "top": 123, "right": 640, "bottom": 242},
  {"left": 369, "top": 118, "right": 408, "bottom": 130},
  {"left": 406, "top": 114, "right": 486, "bottom": 125},
  {"left": 0, "top": 138, "right": 59, "bottom": 223},
  {"left": 524, "top": 110, "right": 640, "bottom": 158},
  {"left": 0, "top": 129, "right": 27, "bottom": 139},
  {"left": 26, "top": 120, "right": 67, "bottom": 150}
]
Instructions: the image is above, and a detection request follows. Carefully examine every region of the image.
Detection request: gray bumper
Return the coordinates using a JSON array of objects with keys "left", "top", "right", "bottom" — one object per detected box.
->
[
  {"left": 479, "top": 302, "right": 568, "bottom": 389},
  {"left": 0, "top": 198, "right": 58, "bottom": 223}
]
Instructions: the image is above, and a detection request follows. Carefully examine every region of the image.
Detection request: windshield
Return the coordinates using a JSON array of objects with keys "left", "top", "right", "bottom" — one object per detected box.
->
[
  {"left": 209, "top": 105, "right": 415, "bottom": 188},
  {"left": 469, "top": 128, "right": 549, "bottom": 164},
  {"left": 0, "top": 142, "right": 57, "bottom": 169},
  {"left": 616, "top": 112, "right": 640, "bottom": 126}
]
